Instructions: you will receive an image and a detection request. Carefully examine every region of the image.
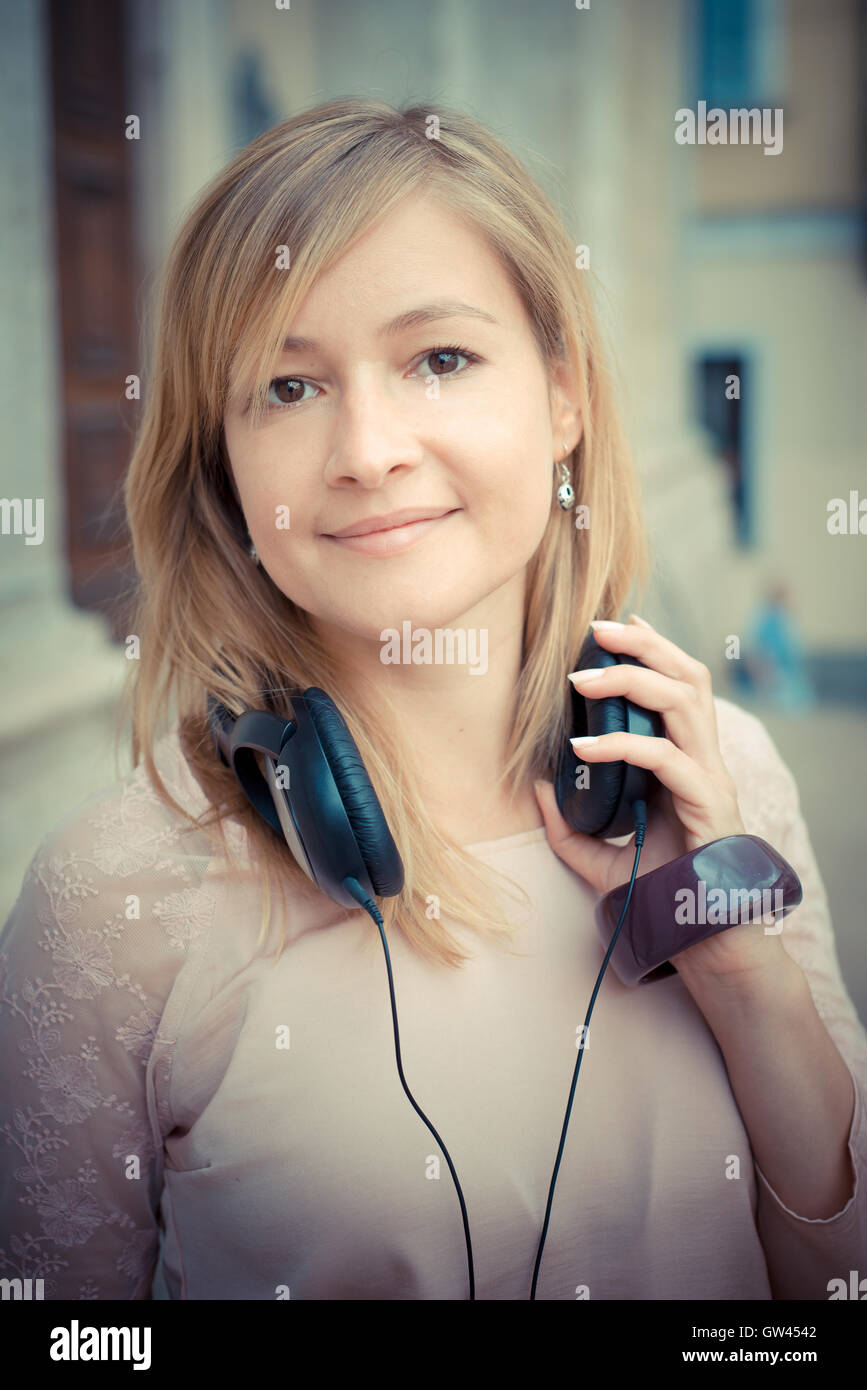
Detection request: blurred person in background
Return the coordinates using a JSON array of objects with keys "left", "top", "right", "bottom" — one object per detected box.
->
[{"left": 740, "top": 580, "right": 816, "bottom": 713}]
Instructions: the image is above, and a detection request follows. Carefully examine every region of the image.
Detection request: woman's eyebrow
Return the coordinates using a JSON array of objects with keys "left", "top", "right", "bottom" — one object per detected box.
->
[{"left": 280, "top": 300, "right": 500, "bottom": 353}]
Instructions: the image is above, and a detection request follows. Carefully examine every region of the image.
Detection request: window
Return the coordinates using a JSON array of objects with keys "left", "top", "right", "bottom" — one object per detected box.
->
[
  {"left": 695, "top": 353, "right": 751, "bottom": 546},
  {"left": 697, "top": 0, "right": 785, "bottom": 108}
]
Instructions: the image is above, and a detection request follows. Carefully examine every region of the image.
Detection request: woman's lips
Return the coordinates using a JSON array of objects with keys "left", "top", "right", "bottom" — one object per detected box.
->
[{"left": 323, "top": 510, "right": 457, "bottom": 555}]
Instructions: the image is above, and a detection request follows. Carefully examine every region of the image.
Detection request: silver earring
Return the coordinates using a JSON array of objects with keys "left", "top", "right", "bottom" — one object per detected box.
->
[
  {"left": 556, "top": 442, "right": 575, "bottom": 511},
  {"left": 248, "top": 538, "right": 260, "bottom": 565}
]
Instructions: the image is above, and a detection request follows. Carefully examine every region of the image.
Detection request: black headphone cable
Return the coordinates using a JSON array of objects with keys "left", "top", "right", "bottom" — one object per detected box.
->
[
  {"left": 345, "top": 796, "right": 648, "bottom": 1303},
  {"left": 529, "top": 798, "right": 647, "bottom": 1298},
  {"left": 344, "top": 874, "right": 476, "bottom": 1299}
]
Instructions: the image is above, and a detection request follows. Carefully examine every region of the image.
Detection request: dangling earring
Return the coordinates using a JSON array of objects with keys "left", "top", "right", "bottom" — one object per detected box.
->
[
  {"left": 556, "top": 442, "right": 575, "bottom": 511},
  {"left": 248, "top": 537, "right": 260, "bottom": 565}
]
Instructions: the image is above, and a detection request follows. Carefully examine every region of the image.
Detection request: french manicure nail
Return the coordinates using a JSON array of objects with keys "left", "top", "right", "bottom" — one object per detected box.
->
[
  {"left": 590, "top": 620, "right": 624, "bottom": 629},
  {"left": 571, "top": 736, "right": 599, "bottom": 747},
  {"left": 570, "top": 668, "right": 605, "bottom": 682}
]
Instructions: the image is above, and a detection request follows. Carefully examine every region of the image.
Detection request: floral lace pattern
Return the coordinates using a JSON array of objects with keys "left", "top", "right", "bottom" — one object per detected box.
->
[{"left": 0, "top": 746, "right": 219, "bottom": 1299}]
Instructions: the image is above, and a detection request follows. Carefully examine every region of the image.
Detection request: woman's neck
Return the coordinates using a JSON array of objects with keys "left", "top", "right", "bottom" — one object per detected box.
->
[{"left": 312, "top": 573, "right": 543, "bottom": 843}]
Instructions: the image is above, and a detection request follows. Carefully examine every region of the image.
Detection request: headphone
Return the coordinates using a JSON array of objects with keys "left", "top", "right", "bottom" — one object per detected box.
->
[
  {"left": 207, "top": 631, "right": 663, "bottom": 900},
  {"left": 207, "top": 629, "right": 665, "bottom": 1298}
]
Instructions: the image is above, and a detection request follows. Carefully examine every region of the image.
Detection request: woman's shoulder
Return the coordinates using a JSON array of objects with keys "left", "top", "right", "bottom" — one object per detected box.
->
[
  {"left": 713, "top": 690, "right": 787, "bottom": 756},
  {"left": 712, "top": 694, "right": 800, "bottom": 843},
  {"left": 33, "top": 728, "right": 219, "bottom": 862},
  {"left": 0, "top": 729, "right": 237, "bottom": 1299},
  {"left": 1, "top": 727, "right": 239, "bottom": 966}
]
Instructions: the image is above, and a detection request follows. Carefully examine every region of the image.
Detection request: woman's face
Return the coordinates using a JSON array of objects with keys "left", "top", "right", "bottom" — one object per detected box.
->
[{"left": 223, "top": 192, "right": 580, "bottom": 643}]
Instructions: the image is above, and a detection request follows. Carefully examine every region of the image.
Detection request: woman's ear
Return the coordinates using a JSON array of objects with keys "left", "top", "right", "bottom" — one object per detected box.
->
[{"left": 548, "top": 357, "right": 583, "bottom": 453}]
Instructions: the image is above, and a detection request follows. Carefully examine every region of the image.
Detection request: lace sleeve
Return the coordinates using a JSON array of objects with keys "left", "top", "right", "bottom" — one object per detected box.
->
[
  {"left": 0, "top": 748, "right": 218, "bottom": 1300},
  {"left": 715, "top": 697, "right": 867, "bottom": 1298}
]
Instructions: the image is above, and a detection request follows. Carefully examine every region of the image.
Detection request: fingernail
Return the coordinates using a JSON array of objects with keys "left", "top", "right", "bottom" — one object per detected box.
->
[
  {"left": 590, "top": 620, "right": 624, "bottom": 630},
  {"left": 571, "top": 736, "right": 599, "bottom": 748},
  {"left": 569, "top": 668, "right": 605, "bottom": 682},
  {"left": 628, "top": 613, "right": 653, "bottom": 629}
]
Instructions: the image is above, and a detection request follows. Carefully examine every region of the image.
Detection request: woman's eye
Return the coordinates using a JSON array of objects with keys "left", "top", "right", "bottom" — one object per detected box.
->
[
  {"left": 263, "top": 345, "right": 477, "bottom": 412},
  {"left": 416, "top": 346, "right": 476, "bottom": 378},
  {"left": 266, "top": 377, "right": 317, "bottom": 409}
]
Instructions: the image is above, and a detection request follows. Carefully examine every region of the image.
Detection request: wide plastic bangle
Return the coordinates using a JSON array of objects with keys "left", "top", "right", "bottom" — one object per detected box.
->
[{"left": 594, "top": 834, "right": 803, "bottom": 988}]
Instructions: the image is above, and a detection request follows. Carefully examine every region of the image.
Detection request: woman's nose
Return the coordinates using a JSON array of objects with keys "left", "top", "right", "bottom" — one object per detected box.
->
[{"left": 323, "top": 377, "right": 424, "bottom": 487}]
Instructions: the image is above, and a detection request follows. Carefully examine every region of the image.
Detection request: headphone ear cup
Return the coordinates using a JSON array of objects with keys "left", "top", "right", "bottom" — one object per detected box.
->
[
  {"left": 554, "top": 637, "right": 627, "bottom": 836},
  {"left": 301, "top": 688, "right": 404, "bottom": 898}
]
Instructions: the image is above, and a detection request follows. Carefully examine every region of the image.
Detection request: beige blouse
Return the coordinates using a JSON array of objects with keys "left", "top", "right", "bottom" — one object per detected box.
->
[{"left": 1, "top": 695, "right": 865, "bottom": 1300}]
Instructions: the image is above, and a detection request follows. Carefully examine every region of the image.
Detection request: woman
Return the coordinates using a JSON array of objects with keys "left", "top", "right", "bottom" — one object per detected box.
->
[{"left": 1, "top": 98, "right": 864, "bottom": 1301}]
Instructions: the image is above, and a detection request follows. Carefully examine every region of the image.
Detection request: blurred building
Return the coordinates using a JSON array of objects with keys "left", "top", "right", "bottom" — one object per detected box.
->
[{"left": 682, "top": 0, "right": 866, "bottom": 701}]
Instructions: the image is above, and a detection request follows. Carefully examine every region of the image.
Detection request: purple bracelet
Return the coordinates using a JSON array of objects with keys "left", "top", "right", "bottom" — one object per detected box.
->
[{"left": 595, "top": 834, "right": 803, "bottom": 987}]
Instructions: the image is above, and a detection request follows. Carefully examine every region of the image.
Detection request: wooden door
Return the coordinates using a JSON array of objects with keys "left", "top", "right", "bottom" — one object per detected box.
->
[{"left": 48, "top": 0, "right": 139, "bottom": 637}]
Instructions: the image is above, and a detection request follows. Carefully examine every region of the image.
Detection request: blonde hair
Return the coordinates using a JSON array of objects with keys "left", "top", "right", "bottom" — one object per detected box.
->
[{"left": 122, "top": 96, "right": 649, "bottom": 968}]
